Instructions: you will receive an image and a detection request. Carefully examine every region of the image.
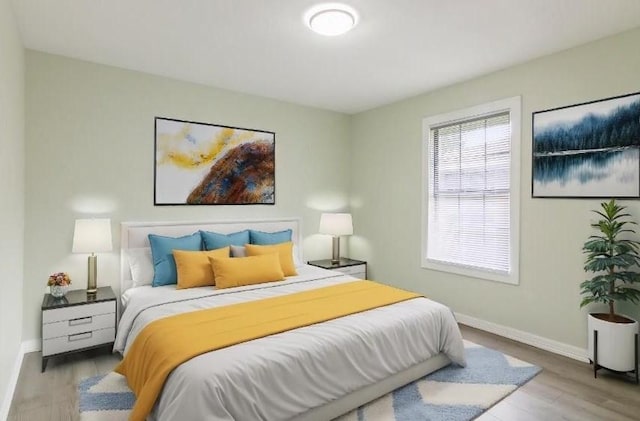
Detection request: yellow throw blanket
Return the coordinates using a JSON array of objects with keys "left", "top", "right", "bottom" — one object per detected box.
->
[{"left": 115, "top": 280, "right": 421, "bottom": 421}]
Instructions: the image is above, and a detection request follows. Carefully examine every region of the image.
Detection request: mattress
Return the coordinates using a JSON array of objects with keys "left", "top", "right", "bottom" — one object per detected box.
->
[{"left": 115, "top": 265, "right": 465, "bottom": 421}]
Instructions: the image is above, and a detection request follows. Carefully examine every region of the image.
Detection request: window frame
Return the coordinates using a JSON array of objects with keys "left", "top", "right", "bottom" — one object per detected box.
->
[{"left": 421, "top": 96, "right": 521, "bottom": 285}]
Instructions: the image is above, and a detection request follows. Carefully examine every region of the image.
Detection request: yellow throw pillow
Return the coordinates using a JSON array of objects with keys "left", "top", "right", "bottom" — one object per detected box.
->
[
  {"left": 173, "top": 247, "right": 230, "bottom": 289},
  {"left": 245, "top": 242, "right": 298, "bottom": 276},
  {"left": 209, "top": 253, "right": 284, "bottom": 289}
]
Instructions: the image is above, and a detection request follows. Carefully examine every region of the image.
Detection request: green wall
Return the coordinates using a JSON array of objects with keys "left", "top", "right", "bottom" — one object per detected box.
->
[
  {"left": 22, "top": 27, "right": 640, "bottom": 354},
  {"left": 349, "top": 27, "right": 640, "bottom": 349},
  {"left": 0, "top": 0, "right": 25, "bottom": 415},
  {"left": 24, "top": 51, "right": 352, "bottom": 342}
]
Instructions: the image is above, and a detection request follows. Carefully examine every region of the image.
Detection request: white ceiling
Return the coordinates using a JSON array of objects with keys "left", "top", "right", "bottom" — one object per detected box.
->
[{"left": 10, "top": 0, "right": 640, "bottom": 114}]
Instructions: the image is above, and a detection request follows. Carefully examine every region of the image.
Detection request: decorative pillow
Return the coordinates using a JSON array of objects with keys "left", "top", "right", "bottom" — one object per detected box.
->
[
  {"left": 245, "top": 242, "right": 297, "bottom": 276},
  {"left": 148, "top": 232, "right": 202, "bottom": 287},
  {"left": 230, "top": 245, "right": 247, "bottom": 257},
  {"left": 209, "top": 254, "right": 284, "bottom": 289},
  {"left": 174, "top": 247, "right": 230, "bottom": 289},
  {"left": 201, "top": 230, "right": 250, "bottom": 251},
  {"left": 126, "top": 247, "right": 154, "bottom": 287},
  {"left": 249, "top": 229, "right": 292, "bottom": 245}
]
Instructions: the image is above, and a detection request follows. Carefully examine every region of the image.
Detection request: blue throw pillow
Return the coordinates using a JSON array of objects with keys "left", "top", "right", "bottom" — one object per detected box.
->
[
  {"left": 249, "top": 229, "right": 292, "bottom": 245},
  {"left": 148, "top": 233, "right": 202, "bottom": 287},
  {"left": 200, "top": 230, "right": 250, "bottom": 250}
]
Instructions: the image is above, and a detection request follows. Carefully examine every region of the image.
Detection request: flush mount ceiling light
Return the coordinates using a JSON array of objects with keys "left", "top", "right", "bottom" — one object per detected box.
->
[{"left": 305, "top": 4, "right": 358, "bottom": 36}]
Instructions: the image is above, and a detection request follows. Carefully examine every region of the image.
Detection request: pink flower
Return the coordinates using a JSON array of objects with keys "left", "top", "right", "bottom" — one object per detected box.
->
[{"left": 47, "top": 272, "right": 71, "bottom": 287}]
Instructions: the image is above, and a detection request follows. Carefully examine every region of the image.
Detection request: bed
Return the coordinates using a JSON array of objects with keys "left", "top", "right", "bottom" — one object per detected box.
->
[{"left": 115, "top": 218, "right": 465, "bottom": 421}]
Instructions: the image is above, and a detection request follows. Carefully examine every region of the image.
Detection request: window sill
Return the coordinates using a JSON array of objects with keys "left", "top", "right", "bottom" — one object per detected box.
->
[{"left": 421, "top": 259, "right": 518, "bottom": 285}]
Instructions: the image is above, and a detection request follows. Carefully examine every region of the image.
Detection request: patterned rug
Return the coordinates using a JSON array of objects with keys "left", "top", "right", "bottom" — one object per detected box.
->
[{"left": 78, "top": 340, "right": 540, "bottom": 421}]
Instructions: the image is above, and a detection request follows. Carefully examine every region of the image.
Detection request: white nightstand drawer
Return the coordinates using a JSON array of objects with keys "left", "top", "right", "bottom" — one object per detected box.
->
[
  {"left": 335, "top": 264, "right": 366, "bottom": 277},
  {"left": 41, "top": 287, "right": 117, "bottom": 372},
  {"left": 42, "top": 327, "right": 115, "bottom": 357},
  {"left": 42, "top": 301, "right": 116, "bottom": 324},
  {"left": 42, "top": 313, "right": 115, "bottom": 340}
]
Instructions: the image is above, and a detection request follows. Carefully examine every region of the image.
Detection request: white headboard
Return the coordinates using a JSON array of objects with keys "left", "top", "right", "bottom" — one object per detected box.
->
[{"left": 120, "top": 217, "right": 303, "bottom": 294}]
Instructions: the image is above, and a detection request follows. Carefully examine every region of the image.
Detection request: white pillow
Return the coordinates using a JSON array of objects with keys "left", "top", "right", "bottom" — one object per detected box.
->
[
  {"left": 126, "top": 247, "right": 154, "bottom": 287},
  {"left": 230, "top": 245, "right": 247, "bottom": 257},
  {"left": 293, "top": 244, "right": 302, "bottom": 267}
]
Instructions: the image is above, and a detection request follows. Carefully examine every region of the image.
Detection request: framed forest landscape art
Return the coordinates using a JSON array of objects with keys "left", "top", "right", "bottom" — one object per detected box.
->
[
  {"left": 154, "top": 117, "right": 275, "bottom": 205},
  {"left": 532, "top": 92, "right": 640, "bottom": 198}
]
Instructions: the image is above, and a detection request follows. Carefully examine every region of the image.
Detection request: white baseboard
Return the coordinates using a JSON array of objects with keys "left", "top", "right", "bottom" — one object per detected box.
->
[
  {"left": 21, "top": 339, "right": 40, "bottom": 354},
  {"left": 0, "top": 343, "right": 27, "bottom": 421},
  {"left": 0, "top": 339, "right": 41, "bottom": 421},
  {"left": 455, "top": 312, "right": 589, "bottom": 363}
]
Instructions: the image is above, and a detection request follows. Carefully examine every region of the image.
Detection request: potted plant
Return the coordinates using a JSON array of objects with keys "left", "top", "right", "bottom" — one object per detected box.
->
[{"left": 581, "top": 199, "right": 640, "bottom": 378}]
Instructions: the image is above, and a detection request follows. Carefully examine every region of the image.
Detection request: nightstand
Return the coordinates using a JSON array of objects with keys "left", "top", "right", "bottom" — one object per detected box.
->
[
  {"left": 307, "top": 258, "right": 367, "bottom": 279},
  {"left": 41, "top": 286, "right": 117, "bottom": 372}
]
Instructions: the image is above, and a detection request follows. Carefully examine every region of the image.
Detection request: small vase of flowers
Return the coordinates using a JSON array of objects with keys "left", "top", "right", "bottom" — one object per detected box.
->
[{"left": 48, "top": 272, "right": 71, "bottom": 298}]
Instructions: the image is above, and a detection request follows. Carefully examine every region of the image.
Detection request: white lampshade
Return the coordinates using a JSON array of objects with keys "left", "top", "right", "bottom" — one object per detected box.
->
[
  {"left": 319, "top": 213, "right": 353, "bottom": 236},
  {"left": 72, "top": 218, "right": 113, "bottom": 253}
]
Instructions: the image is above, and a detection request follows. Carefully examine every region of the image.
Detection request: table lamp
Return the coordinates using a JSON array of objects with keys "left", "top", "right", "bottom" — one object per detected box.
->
[
  {"left": 72, "top": 218, "right": 112, "bottom": 294},
  {"left": 319, "top": 213, "right": 353, "bottom": 264}
]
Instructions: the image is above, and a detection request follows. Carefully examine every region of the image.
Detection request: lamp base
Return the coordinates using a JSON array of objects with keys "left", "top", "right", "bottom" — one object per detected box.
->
[
  {"left": 87, "top": 254, "right": 98, "bottom": 294},
  {"left": 331, "top": 236, "right": 340, "bottom": 265}
]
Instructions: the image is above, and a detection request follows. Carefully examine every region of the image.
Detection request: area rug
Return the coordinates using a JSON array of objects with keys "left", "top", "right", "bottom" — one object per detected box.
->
[{"left": 78, "top": 340, "right": 540, "bottom": 421}]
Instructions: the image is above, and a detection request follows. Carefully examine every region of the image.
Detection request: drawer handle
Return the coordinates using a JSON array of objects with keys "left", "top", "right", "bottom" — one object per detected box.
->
[
  {"left": 69, "top": 316, "right": 92, "bottom": 326},
  {"left": 68, "top": 331, "right": 92, "bottom": 342}
]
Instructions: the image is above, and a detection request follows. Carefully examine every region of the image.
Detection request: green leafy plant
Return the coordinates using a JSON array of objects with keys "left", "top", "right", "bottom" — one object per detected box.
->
[{"left": 580, "top": 199, "right": 640, "bottom": 321}]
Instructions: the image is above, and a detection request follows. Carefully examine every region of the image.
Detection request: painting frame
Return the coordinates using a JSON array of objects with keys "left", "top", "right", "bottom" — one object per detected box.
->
[
  {"left": 531, "top": 92, "right": 640, "bottom": 199},
  {"left": 154, "top": 116, "right": 276, "bottom": 206}
]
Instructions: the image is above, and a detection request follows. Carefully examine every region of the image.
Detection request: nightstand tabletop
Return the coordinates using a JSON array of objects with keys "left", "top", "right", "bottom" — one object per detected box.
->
[
  {"left": 42, "top": 286, "right": 116, "bottom": 310},
  {"left": 307, "top": 258, "right": 366, "bottom": 269}
]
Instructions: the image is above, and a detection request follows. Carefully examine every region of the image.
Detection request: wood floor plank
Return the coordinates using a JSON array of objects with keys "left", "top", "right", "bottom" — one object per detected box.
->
[
  {"left": 495, "top": 387, "right": 576, "bottom": 419},
  {"left": 7, "top": 325, "right": 640, "bottom": 420},
  {"left": 8, "top": 349, "right": 120, "bottom": 421},
  {"left": 486, "top": 395, "right": 561, "bottom": 421},
  {"left": 460, "top": 324, "right": 640, "bottom": 421},
  {"left": 475, "top": 411, "right": 502, "bottom": 421},
  {"left": 553, "top": 392, "right": 638, "bottom": 421},
  {"left": 516, "top": 375, "right": 563, "bottom": 404}
]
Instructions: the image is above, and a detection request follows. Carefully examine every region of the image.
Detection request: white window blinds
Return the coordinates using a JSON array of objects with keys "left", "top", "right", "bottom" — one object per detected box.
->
[{"left": 426, "top": 112, "right": 512, "bottom": 276}]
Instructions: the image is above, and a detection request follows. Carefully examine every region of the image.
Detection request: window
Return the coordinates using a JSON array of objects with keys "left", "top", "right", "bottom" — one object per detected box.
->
[{"left": 422, "top": 97, "right": 520, "bottom": 284}]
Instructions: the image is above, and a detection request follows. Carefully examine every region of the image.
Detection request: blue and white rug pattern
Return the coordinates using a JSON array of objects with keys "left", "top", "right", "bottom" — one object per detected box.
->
[{"left": 79, "top": 340, "right": 540, "bottom": 421}]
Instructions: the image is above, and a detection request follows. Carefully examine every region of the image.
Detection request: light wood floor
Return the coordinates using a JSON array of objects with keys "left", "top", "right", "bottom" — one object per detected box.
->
[
  {"left": 8, "top": 346, "right": 121, "bottom": 421},
  {"left": 465, "top": 325, "right": 640, "bottom": 421},
  {"left": 8, "top": 325, "right": 640, "bottom": 420}
]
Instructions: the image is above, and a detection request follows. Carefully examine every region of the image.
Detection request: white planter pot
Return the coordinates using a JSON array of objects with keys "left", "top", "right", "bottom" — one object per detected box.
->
[{"left": 588, "top": 313, "right": 638, "bottom": 372}]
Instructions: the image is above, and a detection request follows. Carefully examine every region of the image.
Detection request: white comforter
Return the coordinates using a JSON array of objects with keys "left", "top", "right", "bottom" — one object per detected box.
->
[{"left": 115, "top": 265, "right": 465, "bottom": 421}]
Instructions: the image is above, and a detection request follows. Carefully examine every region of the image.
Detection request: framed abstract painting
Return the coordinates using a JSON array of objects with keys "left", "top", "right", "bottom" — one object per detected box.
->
[
  {"left": 154, "top": 117, "right": 275, "bottom": 205},
  {"left": 532, "top": 92, "right": 640, "bottom": 198}
]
